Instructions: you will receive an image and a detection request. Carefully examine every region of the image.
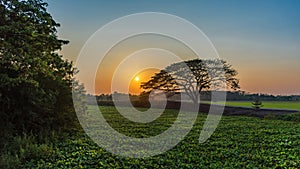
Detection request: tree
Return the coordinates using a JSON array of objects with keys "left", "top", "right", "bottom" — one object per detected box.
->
[
  {"left": 141, "top": 59, "right": 239, "bottom": 104},
  {"left": 252, "top": 97, "right": 263, "bottom": 111},
  {"left": 0, "top": 0, "right": 81, "bottom": 141}
]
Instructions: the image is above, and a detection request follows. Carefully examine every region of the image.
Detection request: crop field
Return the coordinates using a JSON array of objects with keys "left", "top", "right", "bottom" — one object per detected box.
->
[
  {"left": 21, "top": 106, "right": 300, "bottom": 168},
  {"left": 210, "top": 101, "right": 300, "bottom": 110}
]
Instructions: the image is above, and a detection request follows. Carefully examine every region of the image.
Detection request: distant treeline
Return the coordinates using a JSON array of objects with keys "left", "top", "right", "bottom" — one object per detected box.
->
[{"left": 86, "top": 91, "right": 300, "bottom": 105}]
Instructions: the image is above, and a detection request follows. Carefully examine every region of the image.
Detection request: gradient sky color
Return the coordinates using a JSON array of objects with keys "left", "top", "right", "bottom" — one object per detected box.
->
[{"left": 46, "top": 0, "right": 300, "bottom": 95}]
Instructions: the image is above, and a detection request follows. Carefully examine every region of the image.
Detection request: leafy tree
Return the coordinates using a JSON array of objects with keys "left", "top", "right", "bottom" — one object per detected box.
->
[
  {"left": 141, "top": 59, "right": 239, "bottom": 104},
  {"left": 252, "top": 97, "right": 263, "bottom": 111},
  {"left": 0, "top": 0, "right": 82, "bottom": 143}
]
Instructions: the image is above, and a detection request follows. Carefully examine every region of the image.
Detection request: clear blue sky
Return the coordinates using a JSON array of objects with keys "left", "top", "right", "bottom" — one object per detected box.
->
[{"left": 46, "top": 0, "right": 300, "bottom": 95}]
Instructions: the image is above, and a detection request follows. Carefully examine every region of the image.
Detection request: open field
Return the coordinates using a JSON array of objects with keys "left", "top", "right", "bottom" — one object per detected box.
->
[
  {"left": 20, "top": 106, "right": 300, "bottom": 168},
  {"left": 210, "top": 101, "right": 300, "bottom": 111}
]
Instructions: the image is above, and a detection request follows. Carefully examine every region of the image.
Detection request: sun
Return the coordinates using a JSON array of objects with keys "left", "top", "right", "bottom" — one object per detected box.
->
[{"left": 135, "top": 76, "right": 140, "bottom": 82}]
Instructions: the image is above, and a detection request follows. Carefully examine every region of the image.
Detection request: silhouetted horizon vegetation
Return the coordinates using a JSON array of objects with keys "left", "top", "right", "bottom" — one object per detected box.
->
[{"left": 88, "top": 91, "right": 300, "bottom": 103}]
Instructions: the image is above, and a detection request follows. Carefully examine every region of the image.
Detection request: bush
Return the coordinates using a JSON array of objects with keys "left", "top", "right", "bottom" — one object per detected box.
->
[
  {"left": 0, "top": 133, "right": 55, "bottom": 168},
  {"left": 252, "top": 98, "right": 263, "bottom": 110}
]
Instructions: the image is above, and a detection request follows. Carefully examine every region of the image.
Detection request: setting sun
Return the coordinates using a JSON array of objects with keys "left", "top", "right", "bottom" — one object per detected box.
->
[{"left": 128, "top": 68, "right": 160, "bottom": 95}]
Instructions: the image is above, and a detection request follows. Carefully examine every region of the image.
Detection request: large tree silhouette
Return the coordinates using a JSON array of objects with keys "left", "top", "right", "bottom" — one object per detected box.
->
[
  {"left": 0, "top": 0, "right": 83, "bottom": 141},
  {"left": 141, "top": 59, "right": 239, "bottom": 103}
]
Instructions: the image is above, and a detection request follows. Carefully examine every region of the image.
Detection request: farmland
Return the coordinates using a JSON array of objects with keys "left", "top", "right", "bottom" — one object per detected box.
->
[
  {"left": 210, "top": 101, "right": 300, "bottom": 111},
  {"left": 18, "top": 106, "right": 300, "bottom": 168}
]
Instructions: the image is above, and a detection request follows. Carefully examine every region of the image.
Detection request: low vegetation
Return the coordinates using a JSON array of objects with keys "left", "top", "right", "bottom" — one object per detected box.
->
[
  {"left": 211, "top": 101, "right": 300, "bottom": 110},
  {"left": 1, "top": 106, "right": 297, "bottom": 168}
]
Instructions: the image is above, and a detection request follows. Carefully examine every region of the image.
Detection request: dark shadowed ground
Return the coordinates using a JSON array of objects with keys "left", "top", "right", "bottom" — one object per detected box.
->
[{"left": 97, "top": 101, "right": 298, "bottom": 118}]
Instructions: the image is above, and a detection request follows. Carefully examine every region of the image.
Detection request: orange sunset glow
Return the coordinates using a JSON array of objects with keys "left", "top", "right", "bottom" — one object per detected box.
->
[
  {"left": 93, "top": 34, "right": 196, "bottom": 95},
  {"left": 130, "top": 68, "right": 159, "bottom": 95},
  {"left": 55, "top": 2, "right": 300, "bottom": 96}
]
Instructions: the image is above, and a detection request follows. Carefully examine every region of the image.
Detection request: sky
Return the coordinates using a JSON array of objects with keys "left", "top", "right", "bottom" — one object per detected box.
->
[{"left": 46, "top": 0, "right": 300, "bottom": 95}]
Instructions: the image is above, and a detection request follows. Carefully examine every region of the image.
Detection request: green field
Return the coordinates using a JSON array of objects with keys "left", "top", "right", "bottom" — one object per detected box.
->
[
  {"left": 19, "top": 106, "right": 300, "bottom": 168},
  {"left": 210, "top": 101, "right": 300, "bottom": 110}
]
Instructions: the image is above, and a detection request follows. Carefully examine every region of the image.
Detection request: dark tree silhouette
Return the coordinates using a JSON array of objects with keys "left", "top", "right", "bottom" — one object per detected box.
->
[
  {"left": 0, "top": 0, "right": 83, "bottom": 142},
  {"left": 141, "top": 59, "right": 239, "bottom": 104}
]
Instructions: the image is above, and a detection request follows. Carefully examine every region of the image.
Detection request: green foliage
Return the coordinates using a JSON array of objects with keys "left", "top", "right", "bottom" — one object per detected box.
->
[
  {"left": 265, "top": 112, "right": 300, "bottom": 123},
  {"left": 0, "top": 132, "right": 55, "bottom": 169},
  {"left": 9, "top": 106, "right": 300, "bottom": 168},
  {"left": 252, "top": 98, "right": 263, "bottom": 110},
  {"left": 211, "top": 101, "right": 300, "bottom": 110},
  {"left": 0, "top": 0, "right": 83, "bottom": 150}
]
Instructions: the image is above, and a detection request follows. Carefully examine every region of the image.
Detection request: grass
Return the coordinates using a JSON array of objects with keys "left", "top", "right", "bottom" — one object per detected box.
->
[
  {"left": 210, "top": 101, "right": 300, "bottom": 110},
  {"left": 15, "top": 105, "right": 300, "bottom": 168}
]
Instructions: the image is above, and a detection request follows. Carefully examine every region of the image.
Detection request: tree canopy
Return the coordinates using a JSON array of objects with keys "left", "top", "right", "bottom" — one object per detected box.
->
[
  {"left": 0, "top": 0, "right": 80, "bottom": 142},
  {"left": 141, "top": 59, "right": 240, "bottom": 103}
]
